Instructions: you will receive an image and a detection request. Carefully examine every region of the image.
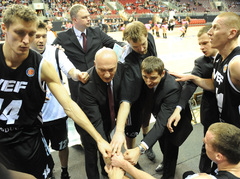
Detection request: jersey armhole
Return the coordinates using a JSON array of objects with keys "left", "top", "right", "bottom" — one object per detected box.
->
[
  {"left": 227, "top": 55, "right": 240, "bottom": 93},
  {"left": 38, "top": 58, "right": 46, "bottom": 92}
]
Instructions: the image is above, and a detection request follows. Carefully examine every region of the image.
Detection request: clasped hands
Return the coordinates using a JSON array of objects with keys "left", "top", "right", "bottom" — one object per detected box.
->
[
  {"left": 104, "top": 148, "right": 140, "bottom": 179},
  {"left": 104, "top": 144, "right": 142, "bottom": 178}
]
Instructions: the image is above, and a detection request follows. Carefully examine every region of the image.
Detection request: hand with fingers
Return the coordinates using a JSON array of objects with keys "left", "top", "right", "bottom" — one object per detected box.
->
[
  {"left": 97, "top": 138, "right": 112, "bottom": 159},
  {"left": 110, "top": 130, "right": 127, "bottom": 155},
  {"left": 167, "top": 107, "right": 181, "bottom": 133},
  {"left": 123, "top": 147, "right": 141, "bottom": 165},
  {"left": 104, "top": 165, "right": 125, "bottom": 179},
  {"left": 169, "top": 71, "right": 195, "bottom": 82},
  {"left": 77, "top": 71, "right": 89, "bottom": 84}
]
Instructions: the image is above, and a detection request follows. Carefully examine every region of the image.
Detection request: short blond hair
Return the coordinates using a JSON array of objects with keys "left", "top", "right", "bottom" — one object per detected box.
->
[
  {"left": 123, "top": 21, "right": 148, "bottom": 42},
  {"left": 70, "top": 4, "right": 87, "bottom": 20},
  {"left": 208, "top": 122, "right": 240, "bottom": 164},
  {"left": 218, "top": 12, "right": 240, "bottom": 37},
  {"left": 3, "top": 4, "right": 38, "bottom": 29}
]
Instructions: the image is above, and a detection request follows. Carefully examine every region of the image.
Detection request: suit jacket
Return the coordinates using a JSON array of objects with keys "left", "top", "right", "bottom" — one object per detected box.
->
[
  {"left": 178, "top": 56, "right": 219, "bottom": 127},
  {"left": 53, "top": 26, "right": 126, "bottom": 101},
  {"left": 76, "top": 63, "right": 124, "bottom": 141},
  {"left": 142, "top": 72, "right": 193, "bottom": 147}
]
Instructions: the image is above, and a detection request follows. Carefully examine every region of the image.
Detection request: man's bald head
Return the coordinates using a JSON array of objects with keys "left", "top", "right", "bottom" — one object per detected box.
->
[{"left": 95, "top": 48, "right": 118, "bottom": 83}]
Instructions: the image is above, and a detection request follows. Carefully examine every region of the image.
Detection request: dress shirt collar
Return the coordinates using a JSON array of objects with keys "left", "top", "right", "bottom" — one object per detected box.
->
[
  {"left": 73, "top": 26, "right": 87, "bottom": 37},
  {"left": 153, "top": 83, "right": 158, "bottom": 92}
]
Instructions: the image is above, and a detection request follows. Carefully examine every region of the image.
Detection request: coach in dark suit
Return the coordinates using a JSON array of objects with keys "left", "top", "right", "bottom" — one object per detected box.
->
[
  {"left": 53, "top": 4, "right": 125, "bottom": 102},
  {"left": 124, "top": 56, "right": 193, "bottom": 179},
  {"left": 76, "top": 48, "right": 124, "bottom": 179},
  {"left": 167, "top": 25, "right": 219, "bottom": 174}
]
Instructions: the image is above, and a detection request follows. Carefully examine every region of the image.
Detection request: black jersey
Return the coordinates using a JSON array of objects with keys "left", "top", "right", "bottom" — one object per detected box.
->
[
  {"left": 213, "top": 46, "right": 240, "bottom": 128},
  {"left": 216, "top": 171, "right": 240, "bottom": 179},
  {"left": 0, "top": 44, "right": 46, "bottom": 145}
]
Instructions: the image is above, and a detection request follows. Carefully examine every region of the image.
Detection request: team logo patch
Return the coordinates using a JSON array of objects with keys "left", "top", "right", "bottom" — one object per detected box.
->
[
  {"left": 223, "top": 64, "right": 228, "bottom": 73},
  {"left": 26, "top": 67, "right": 35, "bottom": 77}
]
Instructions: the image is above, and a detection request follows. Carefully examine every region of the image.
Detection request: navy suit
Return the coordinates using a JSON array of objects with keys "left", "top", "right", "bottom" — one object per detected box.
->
[
  {"left": 53, "top": 26, "right": 125, "bottom": 102},
  {"left": 142, "top": 72, "right": 192, "bottom": 179},
  {"left": 178, "top": 56, "right": 219, "bottom": 173},
  {"left": 76, "top": 63, "right": 124, "bottom": 179}
]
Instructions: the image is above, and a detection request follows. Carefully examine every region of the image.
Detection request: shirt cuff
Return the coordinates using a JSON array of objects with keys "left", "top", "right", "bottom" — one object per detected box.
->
[
  {"left": 176, "top": 105, "right": 182, "bottom": 112},
  {"left": 141, "top": 141, "right": 149, "bottom": 150}
]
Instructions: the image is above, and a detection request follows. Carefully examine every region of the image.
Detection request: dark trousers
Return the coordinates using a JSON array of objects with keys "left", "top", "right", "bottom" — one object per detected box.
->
[
  {"left": 159, "top": 133, "right": 179, "bottom": 179},
  {"left": 75, "top": 124, "right": 107, "bottom": 179}
]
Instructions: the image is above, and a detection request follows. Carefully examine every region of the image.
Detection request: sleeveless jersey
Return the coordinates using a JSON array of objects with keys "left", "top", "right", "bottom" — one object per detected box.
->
[
  {"left": 216, "top": 171, "right": 240, "bottom": 179},
  {"left": 213, "top": 46, "right": 240, "bottom": 128},
  {"left": 0, "top": 44, "right": 46, "bottom": 146}
]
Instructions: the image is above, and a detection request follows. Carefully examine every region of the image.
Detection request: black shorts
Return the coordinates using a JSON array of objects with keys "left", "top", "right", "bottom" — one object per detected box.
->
[
  {"left": 0, "top": 132, "right": 54, "bottom": 179},
  {"left": 42, "top": 116, "right": 69, "bottom": 151},
  {"left": 125, "top": 89, "right": 153, "bottom": 138}
]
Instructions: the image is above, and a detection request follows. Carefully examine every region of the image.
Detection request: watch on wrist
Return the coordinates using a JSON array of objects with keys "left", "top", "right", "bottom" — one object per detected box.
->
[{"left": 138, "top": 144, "right": 146, "bottom": 155}]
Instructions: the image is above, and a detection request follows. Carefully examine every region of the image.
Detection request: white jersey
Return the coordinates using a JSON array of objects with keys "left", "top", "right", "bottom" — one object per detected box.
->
[
  {"left": 41, "top": 45, "right": 75, "bottom": 122},
  {"left": 46, "top": 31, "right": 56, "bottom": 45}
]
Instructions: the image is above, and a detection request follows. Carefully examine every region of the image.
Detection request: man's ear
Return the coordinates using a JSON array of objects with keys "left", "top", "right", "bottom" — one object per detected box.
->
[
  {"left": 1, "top": 23, "right": 7, "bottom": 34},
  {"left": 161, "top": 70, "right": 165, "bottom": 77},
  {"left": 216, "top": 152, "right": 224, "bottom": 162},
  {"left": 228, "top": 28, "right": 238, "bottom": 39},
  {"left": 94, "top": 60, "right": 96, "bottom": 68}
]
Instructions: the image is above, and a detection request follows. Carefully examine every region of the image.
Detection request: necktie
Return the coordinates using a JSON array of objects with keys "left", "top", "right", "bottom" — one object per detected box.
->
[
  {"left": 81, "top": 32, "right": 87, "bottom": 52},
  {"left": 107, "top": 83, "right": 115, "bottom": 130}
]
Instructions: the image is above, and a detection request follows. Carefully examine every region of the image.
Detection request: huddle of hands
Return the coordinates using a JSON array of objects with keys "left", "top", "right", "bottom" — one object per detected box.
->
[{"left": 104, "top": 152, "right": 133, "bottom": 179}]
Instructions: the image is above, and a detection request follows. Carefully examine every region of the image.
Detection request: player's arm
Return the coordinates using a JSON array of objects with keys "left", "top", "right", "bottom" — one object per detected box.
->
[
  {"left": 58, "top": 49, "right": 89, "bottom": 84},
  {"left": 111, "top": 153, "right": 156, "bottom": 179},
  {"left": 68, "top": 68, "right": 89, "bottom": 84},
  {"left": 229, "top": 56, "right": 240, "bottom": 91},
  {"left": 169, "top": 72, "right": 214, "bottom": 91},
  {"left": 9, "top": 170, "right": 36, "bottom": 179},
  {"left": 111, "top": 101, "right": 130, "bottom": 154},
  {"left": 41, "top": 59, "right": 112, "bottom": 157}
]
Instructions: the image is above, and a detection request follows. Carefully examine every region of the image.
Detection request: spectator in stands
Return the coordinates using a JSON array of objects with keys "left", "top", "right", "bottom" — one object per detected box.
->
[
  {"left": 61, "top": 21, "right": 67, "bottom": 31},
  {"left": 97, "top": 19, "right": 103, "bottom": 30},
  {"left": 101, "top": 17, "right": 108, "bottom": 33}
]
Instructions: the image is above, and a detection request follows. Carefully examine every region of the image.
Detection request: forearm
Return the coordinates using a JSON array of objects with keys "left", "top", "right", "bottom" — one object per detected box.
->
[
  {"left": 115, "top": 101, "right": 131, "bottom": 133},
  {"left": 121, "top": 160, "right": 155, "bottom": 179},
  {"left": 65, "top": 100, "right": 104, "bottom": 143},
  {"left": 190, "top": 75, "right": 214, "bottom": 91}
]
